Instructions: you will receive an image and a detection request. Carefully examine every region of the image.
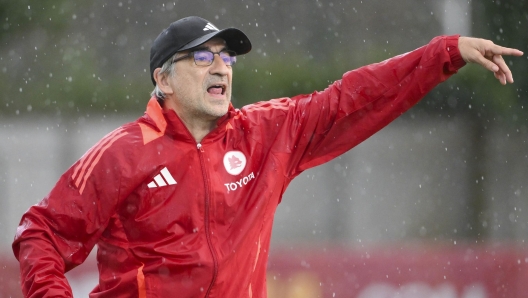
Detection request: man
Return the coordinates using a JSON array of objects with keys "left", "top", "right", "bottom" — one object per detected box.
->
[{"left": 12, "top": 16, "right": 523, "bottom": 298}]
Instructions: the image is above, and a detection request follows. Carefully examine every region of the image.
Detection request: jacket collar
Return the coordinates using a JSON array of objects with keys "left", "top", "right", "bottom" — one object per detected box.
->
[{"left": 140, "top": 97, "right": 236, "bottom": 143}]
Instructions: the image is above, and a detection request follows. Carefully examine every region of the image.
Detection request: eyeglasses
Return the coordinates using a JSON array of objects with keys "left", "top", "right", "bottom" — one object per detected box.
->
[{"left": 172, "top": 49, "right": 237, "bottom": 66}]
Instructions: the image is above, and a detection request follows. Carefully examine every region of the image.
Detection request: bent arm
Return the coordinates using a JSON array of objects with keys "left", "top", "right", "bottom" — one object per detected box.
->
[
  {"left": 13, "top": 175, "right": 97, "bottom": 297},
  {"left": 14, "top": 209, "right": 78, "bottom": 297},
  {"left": 12, "top": 129, "right": 128, "bottom": 297}
]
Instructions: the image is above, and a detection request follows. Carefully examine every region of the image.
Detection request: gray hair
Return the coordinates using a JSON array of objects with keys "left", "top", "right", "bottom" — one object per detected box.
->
[{"left": 151, "top": 53, "right": 178, "bottom": 101}]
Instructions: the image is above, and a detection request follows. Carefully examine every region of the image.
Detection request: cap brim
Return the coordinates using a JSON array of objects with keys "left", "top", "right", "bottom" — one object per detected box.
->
[{"left": 179, "top": 28, "right": 252, "bottom": 55}]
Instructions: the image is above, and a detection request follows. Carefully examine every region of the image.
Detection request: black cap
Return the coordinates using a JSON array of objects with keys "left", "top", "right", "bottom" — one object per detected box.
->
[{"left": 150, "top": 16, "right": 252, "bottom": 85}]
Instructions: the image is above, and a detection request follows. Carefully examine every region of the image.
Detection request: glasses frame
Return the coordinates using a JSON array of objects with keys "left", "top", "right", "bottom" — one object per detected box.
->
[{"left": 171, "top": 49, "right": 237, "bottom": 67}]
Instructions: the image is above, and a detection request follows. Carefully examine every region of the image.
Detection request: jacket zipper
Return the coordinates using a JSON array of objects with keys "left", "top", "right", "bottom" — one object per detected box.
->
[{"left": 197, "top": 143, "right": 219, "bottom": 297}]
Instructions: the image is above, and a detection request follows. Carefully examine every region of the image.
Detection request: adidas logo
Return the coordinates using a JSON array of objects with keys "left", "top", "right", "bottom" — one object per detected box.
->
[
  {"left": 203, "top": 22, "right": 219, "bottom": 31},
  {"left": 147, "top": 167, "right": 177, "bottom": 188}
]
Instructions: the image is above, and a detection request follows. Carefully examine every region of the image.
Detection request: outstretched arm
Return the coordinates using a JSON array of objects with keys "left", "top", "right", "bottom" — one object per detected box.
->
[{"left": 458, "top": 37, "right": 524, "bottom": 85}]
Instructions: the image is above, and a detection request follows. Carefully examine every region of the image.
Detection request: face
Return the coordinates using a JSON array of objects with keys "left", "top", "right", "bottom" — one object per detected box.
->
[{"left": 161, "top": 38, "right": 233, "bottom": 123}]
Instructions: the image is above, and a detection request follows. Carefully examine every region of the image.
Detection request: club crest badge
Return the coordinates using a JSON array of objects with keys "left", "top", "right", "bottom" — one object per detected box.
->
[{"left": 223, "top": 151, "right": 247, "bottom": 176}]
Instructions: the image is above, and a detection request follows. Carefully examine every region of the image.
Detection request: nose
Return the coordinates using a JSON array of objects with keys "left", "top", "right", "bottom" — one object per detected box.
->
[{"left": 209, "top": 54, "right": 230, "bottom": 76}]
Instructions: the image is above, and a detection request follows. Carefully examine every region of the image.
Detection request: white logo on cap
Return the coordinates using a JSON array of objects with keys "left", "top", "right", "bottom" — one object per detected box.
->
[
  {"left": 203, "top": 23, "right": 219, "bottom": 31},
  {"left": 223, "top": 151, "right": 247, "bottom": 176}
]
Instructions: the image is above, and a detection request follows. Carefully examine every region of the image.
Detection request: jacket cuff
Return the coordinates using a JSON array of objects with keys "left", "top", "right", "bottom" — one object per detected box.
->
[{"left": 445, "top": 35, "right": 466, "bottom": 71}]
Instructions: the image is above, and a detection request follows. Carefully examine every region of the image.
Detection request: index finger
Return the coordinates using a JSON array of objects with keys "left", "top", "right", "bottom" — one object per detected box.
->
[{"left": 491, "top": 45, "right": 524, "bottom": 57}]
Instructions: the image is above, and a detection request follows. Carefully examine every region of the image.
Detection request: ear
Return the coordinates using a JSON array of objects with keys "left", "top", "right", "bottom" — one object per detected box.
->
[{"left": 153, "top": 68, "right": 174, "bottom": 95}]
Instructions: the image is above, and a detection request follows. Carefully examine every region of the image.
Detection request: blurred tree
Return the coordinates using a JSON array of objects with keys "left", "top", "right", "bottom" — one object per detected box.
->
[
  {"left": 472, "top": 0, "right": 528, "bottom": 240},
  {"left": 418, "top": 0, "right": 528, "bottom": 241},
  {"left": 0, "top": 1, "right": 72, "bottom": 40},
  {"left": 421, "top": 0, "right": 527, "bottom": 121},
  {"left": 475, "top": 0, "right": 528, "bottom": 115},
  {"left": 0, "top": 1, "right": 149, "bottom": 117}
]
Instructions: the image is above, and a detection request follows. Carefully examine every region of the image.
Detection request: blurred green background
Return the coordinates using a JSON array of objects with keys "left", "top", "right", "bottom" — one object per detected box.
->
[{"left": 1, "top": 1, "right": 526, "bottom": 119}]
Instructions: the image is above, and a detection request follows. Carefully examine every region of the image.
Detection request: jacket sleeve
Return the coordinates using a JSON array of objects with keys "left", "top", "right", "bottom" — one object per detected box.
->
[
  {"left": 11, "top": 127, "right": 132, "bottom": 297},
  {"left": 277, "top": 35, "right": 466, "bottom": 178}
]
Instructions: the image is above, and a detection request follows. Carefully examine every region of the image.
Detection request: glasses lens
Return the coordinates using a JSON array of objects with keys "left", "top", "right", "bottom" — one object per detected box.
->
[
  {"left": 193, "top": 51, "right": 214, "bottom": 66},
  {"left": 192, "top": 50, "right": 237, "bottom": 66},
  {"left": 219, "top": 51, "right": 237, "bottom": 66}
]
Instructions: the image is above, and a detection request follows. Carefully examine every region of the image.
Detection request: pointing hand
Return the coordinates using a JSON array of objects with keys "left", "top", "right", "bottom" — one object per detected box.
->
[{"left": 458, "top": 37, "right": 524, "bottom": 85}]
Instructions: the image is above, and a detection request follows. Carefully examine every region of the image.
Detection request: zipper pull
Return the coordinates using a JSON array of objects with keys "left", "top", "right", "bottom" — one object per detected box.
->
[{"left": 197, "top": 143, "right": 204, "bottom": 152}]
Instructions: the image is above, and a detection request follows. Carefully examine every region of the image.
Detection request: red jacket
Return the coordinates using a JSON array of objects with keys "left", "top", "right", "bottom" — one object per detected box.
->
[{"left": 13, "top": 35, "right": 465, "bottom": 298}]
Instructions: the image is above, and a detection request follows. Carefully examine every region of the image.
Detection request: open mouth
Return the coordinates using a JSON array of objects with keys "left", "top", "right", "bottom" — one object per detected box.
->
[{"left": 207, "top": 84, "right": 226, "bottom": 95}]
